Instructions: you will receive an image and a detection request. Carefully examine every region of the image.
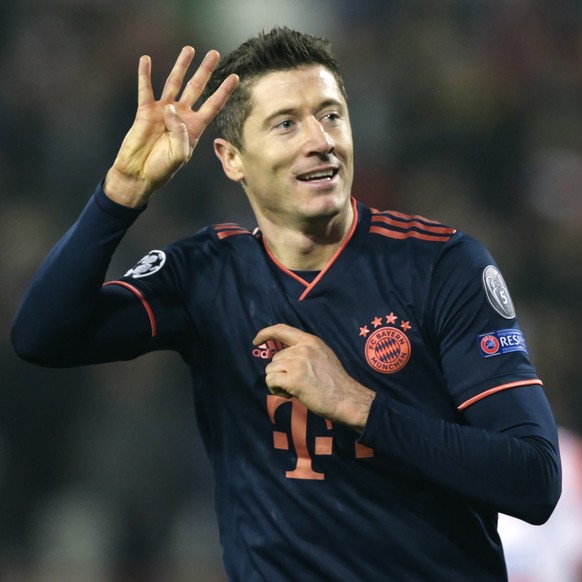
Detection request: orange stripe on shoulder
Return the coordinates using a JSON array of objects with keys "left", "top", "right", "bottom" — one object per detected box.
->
[
  {"left": 371, "top": 208, "right": 445, "bottom": 226},
  {"left": 369, "top": 225, "right": 455, "bottom": 242},
  {"left": 213, "top": 223, "right": 252, "bottom": 239},
  {"left": 371, "top": 213, "right": 456, "bottom": 235},
  {"left": 217, "top": 229, "right": 252, "bottom": 240},
  {"left": 369, "top": 209, "right": 456, "bottom": 242},
  {"left": 457, "top": 379, "right": 543, "bottom": 411}
]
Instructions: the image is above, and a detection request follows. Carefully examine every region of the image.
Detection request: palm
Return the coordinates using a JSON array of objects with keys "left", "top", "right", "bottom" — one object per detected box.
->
[{"left": 117, "top": 103, "right": 195, "bottom": 187}]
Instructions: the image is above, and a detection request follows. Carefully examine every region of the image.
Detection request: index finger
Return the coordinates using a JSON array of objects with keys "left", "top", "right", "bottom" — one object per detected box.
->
[{"left": 253, "top": 324, "right": 309, "bottom": 348}]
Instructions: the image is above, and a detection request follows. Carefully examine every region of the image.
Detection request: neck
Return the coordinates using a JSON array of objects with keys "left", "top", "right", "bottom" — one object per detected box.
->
[{"left": 257, "top": 201, "right": 355, "bottom": 271}]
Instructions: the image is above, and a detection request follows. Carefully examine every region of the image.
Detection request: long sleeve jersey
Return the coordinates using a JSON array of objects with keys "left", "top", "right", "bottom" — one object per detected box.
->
[{"left": 12, "top": 185, "right": 561, "bottom": 581}]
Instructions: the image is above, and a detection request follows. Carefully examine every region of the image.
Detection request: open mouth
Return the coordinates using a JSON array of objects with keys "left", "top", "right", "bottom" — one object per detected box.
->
[{"left": 297, "top": 168, "right": 339, "bottom": 182}]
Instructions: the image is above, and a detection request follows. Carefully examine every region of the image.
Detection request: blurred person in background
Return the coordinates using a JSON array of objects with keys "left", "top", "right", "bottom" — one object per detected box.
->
[
  {"left": 499, "top": 427, "right": 582, "bottom": 582},
  {"left": 11, "top": 27, "right": 561, "bottom": 581}
]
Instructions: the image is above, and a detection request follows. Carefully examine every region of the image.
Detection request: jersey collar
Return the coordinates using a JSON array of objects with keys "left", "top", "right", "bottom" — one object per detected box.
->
[{"left": 257, "top": 198, "right": 367, "bottom": 300}]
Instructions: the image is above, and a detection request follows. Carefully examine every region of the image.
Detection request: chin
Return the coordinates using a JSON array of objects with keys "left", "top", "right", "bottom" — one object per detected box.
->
[{"left": 305, "top": 191, "right": 349, "bottom": 217}]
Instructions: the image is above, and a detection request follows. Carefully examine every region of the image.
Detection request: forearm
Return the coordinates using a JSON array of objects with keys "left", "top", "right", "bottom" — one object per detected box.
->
[
  {"left": 11, "top": 183, "right": 145, "bottom": 365},
  {"left": 359, "top": 386, "right": 561, "bottom": 524}
]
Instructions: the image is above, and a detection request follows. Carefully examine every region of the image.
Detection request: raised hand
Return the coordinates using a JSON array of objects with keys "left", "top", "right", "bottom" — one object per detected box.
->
[
  {"left": 105, "top": 47, "right": 239, "bottom": 207},
  {"left": 253, "top": 324, "right": 376, "bottom": 431}
]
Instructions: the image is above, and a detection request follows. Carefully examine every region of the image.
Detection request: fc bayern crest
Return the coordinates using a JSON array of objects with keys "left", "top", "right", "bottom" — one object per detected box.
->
[
  {"left": 358, "top": 312, "right": 412, "bottom": 374},
  {"left": 482, "top": 265, "right": 515, "bottom": 320},
  {"left": 124, "top": 250, "right": 166, "bottom": 278}
]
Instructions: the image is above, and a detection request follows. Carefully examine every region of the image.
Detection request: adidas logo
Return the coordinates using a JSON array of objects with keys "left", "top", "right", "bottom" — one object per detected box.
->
[{"left": 252, "top": 339, "right": 284, "bottom": 360}]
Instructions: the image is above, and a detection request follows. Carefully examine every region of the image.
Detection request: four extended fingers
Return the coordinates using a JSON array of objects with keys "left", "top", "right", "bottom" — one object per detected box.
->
[{"left": 138, "top": 46, "right": 238, "bottom": 114}]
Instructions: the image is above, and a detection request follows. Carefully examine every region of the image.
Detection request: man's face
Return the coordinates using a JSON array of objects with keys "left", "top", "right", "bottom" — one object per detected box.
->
[{"left": 227, "top": 65, "right": 354, "bottom": 230}]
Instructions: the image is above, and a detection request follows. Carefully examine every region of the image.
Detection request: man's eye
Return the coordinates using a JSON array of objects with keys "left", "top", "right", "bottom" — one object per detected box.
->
[
  {"left": 323, "top": 113, "right": 340, "bottom": 123},
  {"left": 276, "top": 120, "right": 295, "bottom": 130}
]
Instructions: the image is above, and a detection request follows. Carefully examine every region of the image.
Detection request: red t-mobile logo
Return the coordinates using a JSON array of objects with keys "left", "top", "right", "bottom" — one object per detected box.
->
[{"left": 267, "top": 395, "right": 374, "bottom": 480}]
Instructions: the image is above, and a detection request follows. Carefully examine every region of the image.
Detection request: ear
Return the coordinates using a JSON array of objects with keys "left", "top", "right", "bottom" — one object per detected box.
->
[{"left": 213, "top": 138, "right": 245, "bottom": 182}]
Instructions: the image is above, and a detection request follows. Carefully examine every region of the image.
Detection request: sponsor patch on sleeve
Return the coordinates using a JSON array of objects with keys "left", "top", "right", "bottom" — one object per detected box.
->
[{"left": 477, "top": 329, "right": 528, "bottom": 358}]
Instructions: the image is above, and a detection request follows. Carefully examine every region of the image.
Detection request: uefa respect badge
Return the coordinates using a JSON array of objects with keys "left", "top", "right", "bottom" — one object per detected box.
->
[{"left": 477, "top": 329, "right": 528, "bottom": 358}]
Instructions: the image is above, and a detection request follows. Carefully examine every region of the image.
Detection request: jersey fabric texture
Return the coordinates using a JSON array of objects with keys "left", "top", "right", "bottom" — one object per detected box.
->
[{"left": 11, "top": 184, "right": 561, "bottom": 581}]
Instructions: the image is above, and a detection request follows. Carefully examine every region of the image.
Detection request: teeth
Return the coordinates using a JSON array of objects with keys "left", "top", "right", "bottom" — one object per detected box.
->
[{"left": 299, "top": 170, "right": 335, "bottom": 181}]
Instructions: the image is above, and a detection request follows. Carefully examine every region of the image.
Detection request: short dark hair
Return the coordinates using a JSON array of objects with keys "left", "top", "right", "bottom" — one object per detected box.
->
[{"left": 202, "top": 27, "right": 347, "bottom": 150}]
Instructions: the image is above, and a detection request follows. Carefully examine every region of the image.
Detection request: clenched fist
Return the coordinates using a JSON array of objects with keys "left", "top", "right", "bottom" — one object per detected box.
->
[{"left": 253, "top": 323, "right": 375, "bottom": 431}]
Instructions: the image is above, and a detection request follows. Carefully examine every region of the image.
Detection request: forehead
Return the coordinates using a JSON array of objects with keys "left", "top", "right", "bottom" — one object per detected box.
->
[{"left": 247, "top": 65, "right": 346, "bottom": 118}]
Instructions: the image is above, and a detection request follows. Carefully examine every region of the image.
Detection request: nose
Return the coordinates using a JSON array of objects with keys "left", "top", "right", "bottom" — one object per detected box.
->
[{"left": 303, "top": 116, "right": 335, "bottom": 156}]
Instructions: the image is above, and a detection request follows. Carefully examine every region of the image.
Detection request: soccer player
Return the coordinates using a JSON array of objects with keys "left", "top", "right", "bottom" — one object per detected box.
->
[{"left": 11, "top": 28, "right": 561, "bottom": 581}]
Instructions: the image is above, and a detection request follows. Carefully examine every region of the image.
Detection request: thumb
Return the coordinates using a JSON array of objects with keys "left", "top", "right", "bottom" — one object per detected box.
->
[
  {"left": 253, "top": 323, "right": 308, "bottom": 348},
  {"left": 164, "top": 104, "right": 191, "bottom": 158},
  {"left": 164, "top": 103, "right": 182, "bottom": 127}
]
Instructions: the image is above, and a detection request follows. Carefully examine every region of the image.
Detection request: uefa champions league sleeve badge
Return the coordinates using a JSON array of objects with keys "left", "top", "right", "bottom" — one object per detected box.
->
[{"left": 124, "top": 250, "right": 166, "bottom": 278}]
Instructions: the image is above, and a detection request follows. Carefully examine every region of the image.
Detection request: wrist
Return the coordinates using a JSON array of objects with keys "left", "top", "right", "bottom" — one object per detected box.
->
[
  {"left": 104, "top": 167, "right": 152, "bottom": 208},
  {"left": 338, "top": 383, "right": 376, "bottom": 432}
]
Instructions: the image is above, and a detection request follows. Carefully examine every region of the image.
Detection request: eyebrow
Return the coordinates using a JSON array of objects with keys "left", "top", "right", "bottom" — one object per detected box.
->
[{"left": 261, "top": 99, "right": 345, "bottom": 129}]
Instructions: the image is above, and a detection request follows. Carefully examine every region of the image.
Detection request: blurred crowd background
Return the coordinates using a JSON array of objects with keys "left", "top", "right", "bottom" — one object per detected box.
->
[{"left": 1, "top": 0, "right": 581, "bottom": 580}]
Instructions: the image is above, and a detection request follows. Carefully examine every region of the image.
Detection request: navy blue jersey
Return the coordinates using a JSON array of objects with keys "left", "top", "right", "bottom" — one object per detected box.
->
[
  {"left": 11, "top": 186, "right": 561, "bottom": 581},
  {"left": 106, "top": 197, "right": 539, "bottom": 580}
]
